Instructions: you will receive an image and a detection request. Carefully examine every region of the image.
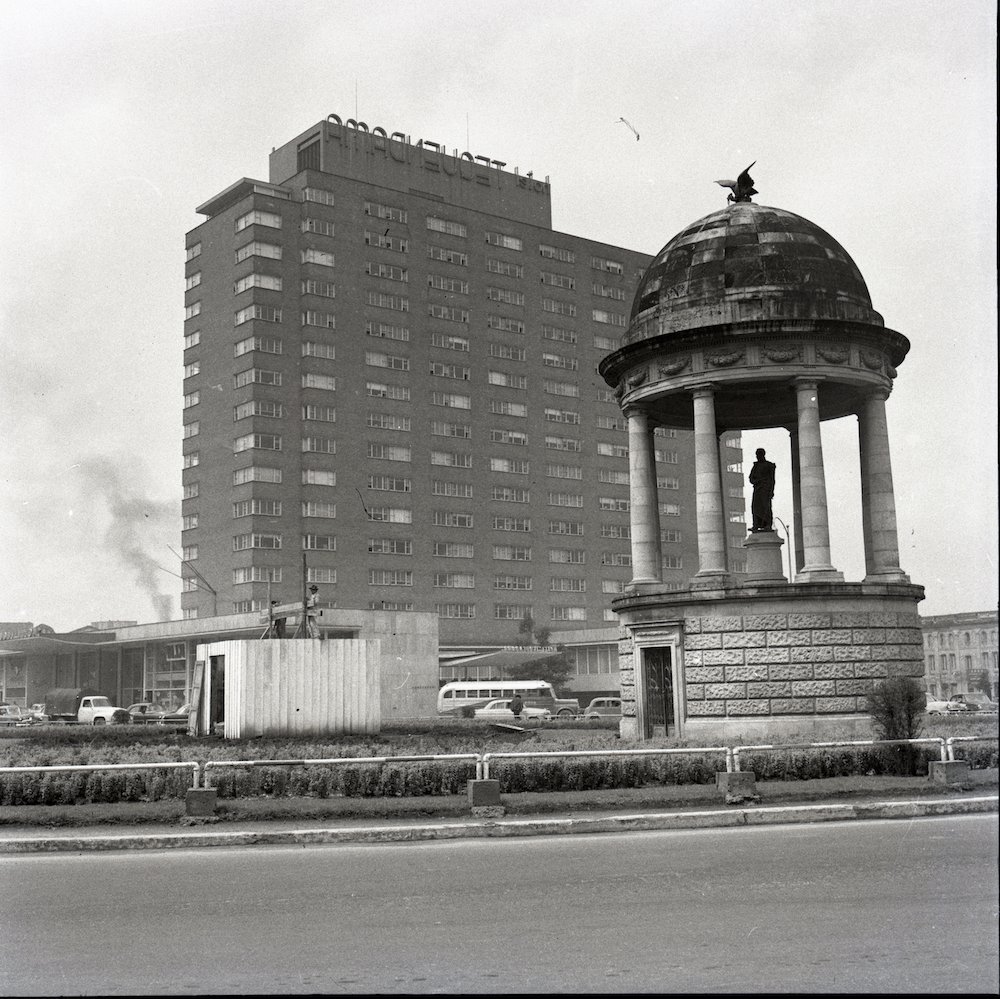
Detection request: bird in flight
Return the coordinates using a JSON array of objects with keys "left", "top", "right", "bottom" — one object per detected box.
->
[
  {"left": 617, "top": 117, "right": 639, "bottom": 140},
  {"left": 715, "top": 162, "right": 757, "bottom": 202}
]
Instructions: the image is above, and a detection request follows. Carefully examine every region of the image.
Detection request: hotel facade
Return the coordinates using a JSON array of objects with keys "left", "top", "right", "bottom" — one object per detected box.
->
[{"left": 181, "top": 116, "right": 747, "bottom": 680}]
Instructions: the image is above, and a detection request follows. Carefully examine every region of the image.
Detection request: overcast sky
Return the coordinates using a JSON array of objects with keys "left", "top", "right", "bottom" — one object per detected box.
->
[{"left": 1, "top": 0, "right": 995, "bottom": 632}]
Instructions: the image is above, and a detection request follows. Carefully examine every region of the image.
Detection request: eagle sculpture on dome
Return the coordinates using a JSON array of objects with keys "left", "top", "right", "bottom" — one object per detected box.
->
[{"left": 715, "top": 162, "right": 757, "bottom": 203}]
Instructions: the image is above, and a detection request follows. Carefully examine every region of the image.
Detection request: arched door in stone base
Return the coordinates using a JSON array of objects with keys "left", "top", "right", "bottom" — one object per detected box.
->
[{"left": 643, "top": 646, "right": 674, "bottom": 738}]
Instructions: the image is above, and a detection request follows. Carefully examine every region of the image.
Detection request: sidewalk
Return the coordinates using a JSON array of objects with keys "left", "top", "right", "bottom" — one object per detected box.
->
[{"left": 2, "top": 771, "right": 995, "bottom": 853}]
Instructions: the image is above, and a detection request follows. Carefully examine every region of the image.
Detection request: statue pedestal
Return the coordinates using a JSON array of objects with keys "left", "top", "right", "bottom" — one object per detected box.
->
[{"left": 742, "top": 530, "right": 786, "bottom": 583}]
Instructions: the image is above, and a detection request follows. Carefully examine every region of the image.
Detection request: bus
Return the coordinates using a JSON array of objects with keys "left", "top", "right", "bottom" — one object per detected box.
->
[{"left": 437, "top": 680, "right": 579, "bottom": 717}]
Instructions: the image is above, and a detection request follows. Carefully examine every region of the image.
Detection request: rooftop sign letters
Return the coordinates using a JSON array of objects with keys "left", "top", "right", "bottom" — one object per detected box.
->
[{"left": 325, "top": 114, "right": 550, "bottom": 194}]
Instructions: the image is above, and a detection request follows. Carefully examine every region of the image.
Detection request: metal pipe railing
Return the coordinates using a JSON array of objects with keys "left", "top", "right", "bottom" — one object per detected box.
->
[
  {"left": 481, "top": 745, "right": 733, "bottom": 780},
  {"left": 732, "top": 738, "right": 948, "bottom": 772},
  {"left": 0, "top": 761, "right": 201, "bottom": 787}
]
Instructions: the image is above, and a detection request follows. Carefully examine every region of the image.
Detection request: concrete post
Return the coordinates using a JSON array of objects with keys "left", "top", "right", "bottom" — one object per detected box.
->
[
  {"left": 793, "top": 378, "right": 843, "bottom": 581},
  {"left": 625, "top": 407, "right": 662, "bottom": 586},
  {"left": 858, "top": 389, "right": 909, "bottom": 583},
  {"left": 692, "top": 386, "right": 729, "bottom": 582}
]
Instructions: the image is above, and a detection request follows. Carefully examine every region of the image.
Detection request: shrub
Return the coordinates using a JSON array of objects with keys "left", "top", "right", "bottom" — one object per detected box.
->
[{"left": 868, "top": 676, "right": 926, "bottom": 775}]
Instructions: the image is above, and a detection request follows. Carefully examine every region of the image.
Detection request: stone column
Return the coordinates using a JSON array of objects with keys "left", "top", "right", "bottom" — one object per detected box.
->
[
  {"left": 793, "top": 378, "right": 843, "bottom": 581},
  {"left": 692, "top": 385, "right": 729, "bottom": 583},
  {"left": 858, "top": 388, "right": 909, "bottom": 582},
  {"left": 625, "top": 407, "right": 662, "bottom": 586},
  {"left": 787, "top": 425, "right": 805, "bottom": 574}
]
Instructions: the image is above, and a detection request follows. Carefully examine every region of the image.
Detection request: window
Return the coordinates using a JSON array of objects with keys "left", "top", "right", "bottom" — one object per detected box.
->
[
  {"left": 368, "top": 412, "right": 411, "bottom": 431},
  {"left": 307, "top": 568, "right": 337, "bottom": 584},
  {"left": 431, "top": 450, "right": 472, "bottom": 467},
  {"left": 493, "top": 545, "right": 532, "bottom": 561},
  {"left": 548, "top": 520, "right": 584, "bottom": 536},
  {"left": 184, "top": 302, "right": 201, "bottom": 320},
  {"left": 368, "top": 538, "right": 412, "bottom": 554},
  {"left": 599, "top": 497, "right": 630, "bottom": 511},
  {"left": 183, "top": 482, "right": 199, "bottom": 500},
  {"left": 592, "top": 309, "right": 626, "bottom": 326},
  {"left": 301, "top": 436, "right": 336, "bottom": 454},
  {"left": 303, "top": 373, "right": 336, "bottom": 390},
  {"left": 661, "top": 502, "right": 681, "bottom": 516},
  {"left": 599, "top": 469, "right": 629, "bottom": 485},
  {"left": 303, "top": 534, "right": 337, "bottom": 550},
  {"left": 302, "top": 217, "right": 335, "bottom": 236},
  {"left": 602, "top": 580, "right": 627, "bottom": 594},
  {"left": 303, "top": 405, "right": 336, "bottom": 423},
  {"left": 369, "top": 292, "right": 410, "bottom": 312},
  {"left": 602, "top": 551, "right": 631, "bottom": 566},
  {"left": 546, "top": 463, "right": 582, "bottom": 480},
  {"left": 541, "top": 271, "right": 575, "bottom": 290},
  {"left": 186, "top": 243, "right": 202, "bottom": 261},
  {"left": 236, "top": 241, "right": 282, "bottom": 262},
  {"left": 182, "top": 422, "right": 199, "bottom": 439},
  {"left": 592, "top": 256, "right": 623, "bottom": 274},
  {"left": 428, "top": 304, "right": 469, "bottom": 323},
  {"left": 597, "top": 415, "right": 625, "bottom": 431},
  {"left": 367, "top": 261, "right": 408, "bottom": 281},
  {"left": 303, "top": 187, "right": 336, "bottom": 205},
  {"left": 548, "top": 492, "right": 583, "bottom": 507},
  {"left": 433, "top": 542, "right": 474, "bottom": 558},
  {"left": 430, "top": 362, "right": 471, "bottom": 380},
  {"left": 233, "top": 499, "right": 282, "bottom": 517},
  {"left": 495, "top": 604, "right": 532, "bottom": 620},
  {"left": 486, "top": 257, "right": 523, "bottom": 277},
  {"left": 364, "top": 201, "right": 407, "bottom": 223},
  {"left": 494, "top": 574, "right": 532, "bottom": 590},
  {"left": 601, "top": 524, "right": 630, "bottom": 539},
  {"left": 434, "top": 573, "right": 475, "bottom": 588},
  {"left": 428, "top": 245, "right": 467, "bottom": 265},
  {"left": 303, "top": 501, "right": 337, "bottom": 518},
  {"left": 539, "top": 243, "right": 575, "bottom": 262},
  {"left": 368, "top": 322, "right": 410, "bottom": 342},
  {"left": 182, "top": 514, "right": 198, "bottom": 530},
  {"left": 658, "top": 476, "right": 680, "bottom": 490},
  {"left": 367, "top": 507, "right": 412, "bottom": 523},
  {"left": 431, "top": 392, "right": 471, "bottom": 409},
  {"left": 366, "top": 230, "right": 408, "bottom": 252},
  {"left": 598, "top": 442, "right": 629, "bottom": 458},
  {"left": 235, "top": 335, "right": 282, "bottom": 357},
  {"left": 181, "top": 545, "right": 198, "bottom": 561},
  {"left": 301, "top": 248, "right": 335, "bottom": 268},
  {"left": 486, "top": 315, "right": 525, "bottom": 333},
  {"left": 663, "top": 555, "right": 684, "bottom": 569},
  {"left": 438, "top": 604, "right": 475, "bottom": 618},
  {"left": 234, "top": 433, "right": 281, "bottom": 453},
  {"left": 493, "top": 517, "right": 531, "bottom": 532},
  {"left": 486, "top": 286, "right": 524, "bottom": 306},
  {"left": 592, "top": 283, "right": 626, "bottom": 299},
  {"left": 367, "top": 443, "right": 411, "bottom": 462},
  {"left": 431, "top": 332, "right": 469, "bottom": 351},
  {"left": 430, "top": 420, "right": 470, "bottom": 438},
  {"left": 543, "top": 324, "right": 577, "bottom": 344},
  {"left": 369, "top": 570, "right": 413, "bottom": 586},
  {"left": 485, "top": 231, "right": 522, "bottom": 250},
  {"left": 426, "top": 217, "right": 467, "bottom": 237},
  {"left": 183, "top": 452, "right": 200, "bottom": 468},
  {"left": 488, "top": 370, "right": 527, "bottom": 390},
  {"left": 235, "top": 305, "right": 281, "bottom": 325},
  {"left": 185, "top": 272, "right": 201, "bottom": 291},
  {"left": 366, "top": 351, "right": 410, "bottom": 371},
  {"left": 492, "top": 486, "right": 529, "bottom": 503},
  {"left": 303, "top": 469, "right": 336, "bottom": 486},
  {"left": 593, "top": 334, "right": 620, "bottom": 351},
  {"left": 490, "top": 401, "right": 527, "bottom": 417},
  {"left": 543, "top": 379, "right": 579, "bottom": 397},
  {"left": 542, "top": 352, "right": 578, "bottom": 370},
  {"left": 236, "top": 210, "right": 281, "bottom": 231},
  {"left": 490, "top": 429, "right": 528, "bottom": 446},
  {"left": 542, "top": 298, "right": 576, "bottom": 317},
  {"left": 490, "top": 457, "right": 528, "bottom": 474},
  {"left": 233, "top": 466, "right": 282, "bottom": 485},
  {"left": 551, "top": 577, "right": 586, "bottom": 592},
  {"left": 235, "top": 368, "right": 281, "bottom": 388},
  {"left": 233, "top": 533, "right": 281, "bottom": 551},
  {"left": 434, "top": 510, "right": 474, "bottom": 528},
  {"left": 302, "top": 279, "right": 336, "bottom": 298},
  {"left": 551, "top": 607, "right": 587, "bottom": 621},
  {"left": 302, "top": 342, "right": 336, "bottom": 359},
  {"left": 234, "top": 400, "right": 282, "bottom": 420},
  {"left": 235, "top": 273, "right": 282, "bottom": 294},
  {"left": 550, "top": 548, "right": 586, "bottom": 565},
  {"left": 184, "top": 330, "right": 201, "bottom": 349},
  {"left": 432, "top": 480, "right": 473, "bottom": 497},
  {"left": 545, "top": 436, "right": 581, "bottom": 452}
]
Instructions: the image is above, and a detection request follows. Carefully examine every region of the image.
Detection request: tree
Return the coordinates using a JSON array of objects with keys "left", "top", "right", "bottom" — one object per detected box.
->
[
  {"left": 507, "top": 651, "right": 574, "bottom": 691},
  {"left": 867, "top": 675, "right": 925, "bottom": 775},
  {"left": 517, "top": 614, "right": 535, "bottom": 647}
]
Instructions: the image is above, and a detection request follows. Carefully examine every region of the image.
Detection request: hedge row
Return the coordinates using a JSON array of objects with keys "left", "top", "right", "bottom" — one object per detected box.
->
[{"left": 3, "top": 740, "right": 994, "bottom": 805}]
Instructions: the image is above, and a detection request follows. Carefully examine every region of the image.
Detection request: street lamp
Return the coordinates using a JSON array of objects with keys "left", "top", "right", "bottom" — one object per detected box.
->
[{"left": 773, "top": 516, "right": 794, "bottom": 582}]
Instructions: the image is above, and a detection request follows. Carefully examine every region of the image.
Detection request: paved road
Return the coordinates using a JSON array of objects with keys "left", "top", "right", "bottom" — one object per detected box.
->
[{"left": 2, "top": 815, "right": 996, "bottom": 995}]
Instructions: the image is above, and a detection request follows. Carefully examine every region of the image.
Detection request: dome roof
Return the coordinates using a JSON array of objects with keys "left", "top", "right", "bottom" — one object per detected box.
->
[{"left": 630, "top": 203, "right": 883, "bottom": 334}]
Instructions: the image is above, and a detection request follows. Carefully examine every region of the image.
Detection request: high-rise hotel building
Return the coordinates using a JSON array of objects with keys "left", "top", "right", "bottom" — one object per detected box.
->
[{"left": 181, "top": 116, "right": 747, "bottom": 648}]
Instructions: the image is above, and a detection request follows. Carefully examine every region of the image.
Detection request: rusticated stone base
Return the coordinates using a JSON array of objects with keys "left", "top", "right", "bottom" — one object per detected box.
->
[{"left": 612, "top": 580, "right": 924, "bottom": 741}]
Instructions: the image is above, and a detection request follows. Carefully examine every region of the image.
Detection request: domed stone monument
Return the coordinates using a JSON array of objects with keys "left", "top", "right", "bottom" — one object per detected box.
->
[{"left": 598, "top": 173, "right": 924, "bottom": 740}]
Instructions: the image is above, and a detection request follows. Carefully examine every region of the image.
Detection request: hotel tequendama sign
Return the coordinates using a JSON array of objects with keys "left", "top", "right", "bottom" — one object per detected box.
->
[{"left": 324, "top": 113, "right": 550, "bottom": 194}]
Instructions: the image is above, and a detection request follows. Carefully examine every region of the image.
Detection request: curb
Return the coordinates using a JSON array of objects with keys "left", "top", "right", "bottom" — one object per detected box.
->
[{"left": 2, "top": 795, "right": 995, "bottom": 853}]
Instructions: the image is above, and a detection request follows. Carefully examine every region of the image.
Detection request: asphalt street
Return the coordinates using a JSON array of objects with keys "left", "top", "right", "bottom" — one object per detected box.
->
[{"left": 2, "top": 814, "right": 996, "bottom": 995}]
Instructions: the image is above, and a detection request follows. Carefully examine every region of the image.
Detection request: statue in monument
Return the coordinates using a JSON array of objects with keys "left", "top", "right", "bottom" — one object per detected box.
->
[
  {"left": 714, "top": 162, "right": 757, "bottom": 203},
  {"left": 749, "top": 448, "right": 776, "bottom": 532}
]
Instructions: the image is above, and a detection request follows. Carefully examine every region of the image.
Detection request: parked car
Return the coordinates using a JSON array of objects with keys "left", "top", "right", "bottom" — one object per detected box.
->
[
  {"left": 27, "top": 704, "right": 49, "bottom": 723},
  {"left": 925, "top": 694, "right": 958, "bottom": 715},
  {"left": 584, "top": 697, "right": 622, "bottom": 721},
  {"left": 157, "top": 703, "right": 193, "bottom": 728},
  {"left": 127, "top": 702, "right": 166, "bottom": 723},
  {"left": 473, "top": 699, "right": 551, "bottom": 724},
  {"left": 948, "top": 693, "right": 998, "bottom": 713},
  {"left": 0, "top": 705, "right": 32, "bottom": 727}
]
